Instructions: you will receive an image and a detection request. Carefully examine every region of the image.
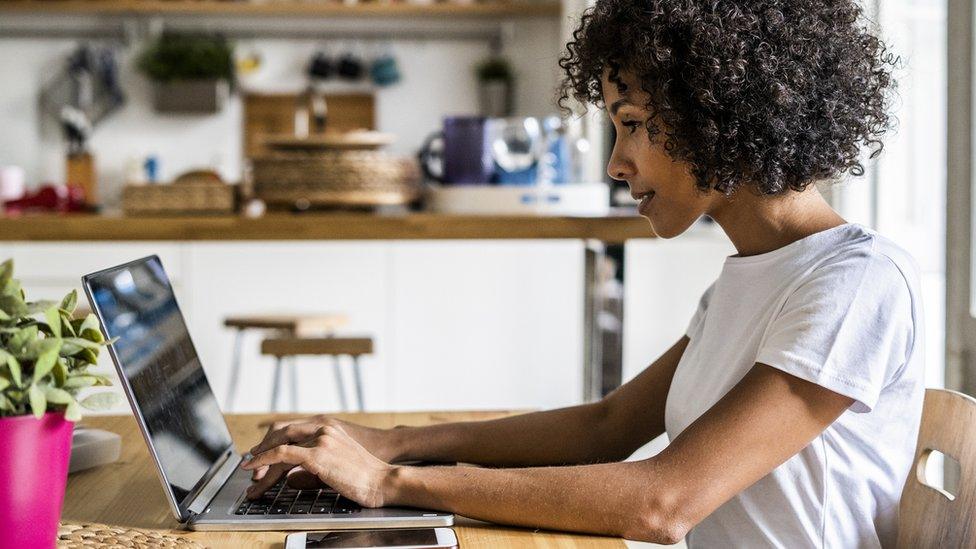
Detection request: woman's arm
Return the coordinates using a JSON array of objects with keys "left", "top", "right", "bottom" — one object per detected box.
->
[
  {"left": 243, "top": 362, "right": 854, "bottom": 543},
  {"left": 249, "top": 336, "right": 688, "bottom": 483},
  {"left": 386, "top": 335, "right": 688, "bottom": 466}
]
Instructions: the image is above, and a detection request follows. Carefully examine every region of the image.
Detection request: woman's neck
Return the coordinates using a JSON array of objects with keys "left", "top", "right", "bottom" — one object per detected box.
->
[{"left": 708, "top": 186, "right": 848, "bottom": 257}]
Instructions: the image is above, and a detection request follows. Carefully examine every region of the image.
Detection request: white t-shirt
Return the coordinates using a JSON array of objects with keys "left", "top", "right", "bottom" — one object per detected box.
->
[{"left": 666, "top": 223, "right": 924, "bottom": 548}]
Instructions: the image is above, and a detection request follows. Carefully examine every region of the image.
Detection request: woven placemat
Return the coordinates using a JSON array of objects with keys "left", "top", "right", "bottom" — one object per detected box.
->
[{"left": 57, "top": 521, "right": 205, "bottom": 548}]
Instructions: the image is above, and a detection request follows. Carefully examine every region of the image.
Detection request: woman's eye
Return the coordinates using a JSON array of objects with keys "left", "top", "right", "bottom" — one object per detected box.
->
[{"left": 622, "top": 121, "right": 640, "bottom": 134}]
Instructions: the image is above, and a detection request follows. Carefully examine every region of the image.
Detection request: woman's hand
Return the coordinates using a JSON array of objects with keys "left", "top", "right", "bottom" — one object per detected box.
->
[
  {"left": 248, "top": 416, "right": 402, "bottom": 481},
  {"left": 242, "top": 421, "right": 396, "bottom": 508}
]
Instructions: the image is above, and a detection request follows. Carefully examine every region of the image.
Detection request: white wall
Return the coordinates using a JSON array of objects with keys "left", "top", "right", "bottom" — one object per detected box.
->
[{"left": 0, "top": 17, "right": 561, "bottom": 206}]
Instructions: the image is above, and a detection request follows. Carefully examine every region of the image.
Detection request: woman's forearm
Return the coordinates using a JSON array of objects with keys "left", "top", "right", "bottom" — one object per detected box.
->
[
  {"left": 385, "top": 338, "right": 689, "bottom": 468},
  {"left": 384, "top": 460, "right": 683, "bottom": 544},
  {"left": 388, "top": 401, "right": 630, "bottom": 467}
]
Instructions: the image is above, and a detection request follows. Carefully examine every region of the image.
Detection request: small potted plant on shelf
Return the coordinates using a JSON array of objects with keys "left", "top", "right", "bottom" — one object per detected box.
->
[
  {"left": 136, "top": 31, "right": 235, "bottom": 114},
  {"left": 476, "top": 55, "right": 514, "bottom": 117},
  {"left": 0, "top": 259, "right": 117, "bottom": 548}
]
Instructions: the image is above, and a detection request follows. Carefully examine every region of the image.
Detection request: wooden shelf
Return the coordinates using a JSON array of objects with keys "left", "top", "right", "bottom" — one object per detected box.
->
[
  {"left": 0, "top": 212, "right": 653, "bottom": 243},
  {"left": 0, "top": 0, "right": 560, "bottom": 17}
]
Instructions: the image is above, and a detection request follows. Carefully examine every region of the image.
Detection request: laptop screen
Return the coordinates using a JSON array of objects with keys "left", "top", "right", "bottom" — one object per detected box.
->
[{"left": 84, "top": 256, "right": 233, "bottom": 508}]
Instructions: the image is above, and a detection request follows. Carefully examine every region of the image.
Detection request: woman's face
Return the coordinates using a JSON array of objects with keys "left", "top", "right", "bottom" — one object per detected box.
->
[{"left": 602, "top": 71, "right": 720, "bottom": 238}]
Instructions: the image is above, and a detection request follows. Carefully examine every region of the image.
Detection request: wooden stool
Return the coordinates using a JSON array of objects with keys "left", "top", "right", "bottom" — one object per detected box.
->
[
  {"left": 261, "top": 337, "right": 373, "bottom": 412},
  {"left": 223, "top": 313, "right": 347, "bottom": 411}
]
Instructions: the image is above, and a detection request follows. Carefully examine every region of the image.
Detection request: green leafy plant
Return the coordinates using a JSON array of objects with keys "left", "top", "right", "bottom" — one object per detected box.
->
[
  {"left": 476, "top": 56, "right": 514, "bottom": 82},
  {"left": 136, "top": 32, "right": 235, "bottom": 83},
  {"left": 0, "top": 260, "right": 118, "bottom": 421}
]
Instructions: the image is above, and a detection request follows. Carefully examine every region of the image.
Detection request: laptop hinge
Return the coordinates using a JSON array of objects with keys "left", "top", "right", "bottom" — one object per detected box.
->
[{"left": 187, "top": 451, "right": 241, "bottom": 516}]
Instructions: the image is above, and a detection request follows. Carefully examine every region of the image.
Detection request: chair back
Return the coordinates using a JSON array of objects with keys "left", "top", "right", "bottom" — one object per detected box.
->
[{"left": 898, "top": 388, "right": 976, "bottom": 547}]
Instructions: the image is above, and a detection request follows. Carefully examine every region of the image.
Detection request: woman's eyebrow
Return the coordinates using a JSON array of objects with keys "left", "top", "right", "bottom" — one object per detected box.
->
[{"left": 609, "top": 97, "right": 634, "bottom": 116}]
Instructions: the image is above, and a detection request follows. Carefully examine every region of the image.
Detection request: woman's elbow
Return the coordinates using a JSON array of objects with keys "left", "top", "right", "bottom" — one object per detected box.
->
[
  {"left": 620, "top": 491, "right": 690, "bottom": 544},
  {"left": 622, "top": 518, "right": 688, "bottom": 545}
]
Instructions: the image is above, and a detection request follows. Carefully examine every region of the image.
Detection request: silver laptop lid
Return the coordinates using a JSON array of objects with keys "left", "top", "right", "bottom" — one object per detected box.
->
[{"left": 82, "top": 256, "right": 235, "bottom": 522}]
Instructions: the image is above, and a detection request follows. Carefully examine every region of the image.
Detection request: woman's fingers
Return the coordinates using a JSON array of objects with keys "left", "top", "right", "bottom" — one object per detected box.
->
[
  {"left": 252, "top": 465, "right": 266, "bottom": 481},
  {"left": 248, "top": 430, "right": 329, "bottom": 481},
  {"left": 243, "top": 443, "right": 315, "bottom": 471},
  {"left": 257, "top": 415, "right": 328, "bottom": 430},
  {"left": 245, "top": 462, "right": 293, "bottom": 499},
  {"left": 286, "top": 468, "right": 329, "bottom": 490},
  {"left": 249, "top": 423, "right": 323, "bottom": 456}
]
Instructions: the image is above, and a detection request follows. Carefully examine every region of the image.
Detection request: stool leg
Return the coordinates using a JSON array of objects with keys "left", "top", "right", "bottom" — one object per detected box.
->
[
  {"left": 289, "top": 358, "right": 299, "bottom": 411},
  {"left": 226, "top": 329, "right": 245, "bottom": 411},
  {"left": 333, "top": 357, "right": 349, "bottom": 412},
  {"left": 351, "top": 355, "right": 365, "bottom": 412},
  {"left": 272, "top": 357, "right": 284, "bottom": 412}
]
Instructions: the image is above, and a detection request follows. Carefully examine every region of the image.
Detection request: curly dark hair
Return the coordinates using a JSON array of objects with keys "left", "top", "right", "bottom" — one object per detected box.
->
[{"left": 557, "top": 0, "right": 898, "bottom": 195}]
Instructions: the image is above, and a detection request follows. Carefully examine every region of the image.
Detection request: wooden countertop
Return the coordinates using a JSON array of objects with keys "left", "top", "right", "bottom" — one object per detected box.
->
[
  {"left": 66, "top": 412, "right": 626, "bottom": 548},
  {"left": 0, "top": 212, "right": 653, "bottom": 243}
]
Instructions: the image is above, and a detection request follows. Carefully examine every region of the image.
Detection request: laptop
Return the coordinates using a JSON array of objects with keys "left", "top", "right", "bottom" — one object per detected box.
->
[{"left": 82, "top": 255, "right": 454, "bottom": 531}]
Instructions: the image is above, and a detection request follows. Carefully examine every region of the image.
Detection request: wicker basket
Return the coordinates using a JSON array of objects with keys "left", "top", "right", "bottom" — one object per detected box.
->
[
  {"left": 57, "top": 521, "right": 204, "bottom": 548},
  {"left": 251, "top": 149, "right": 422, "bottom": 209},
  {"left": 122, "top": 180, "right": 236, "bottom": 216}
]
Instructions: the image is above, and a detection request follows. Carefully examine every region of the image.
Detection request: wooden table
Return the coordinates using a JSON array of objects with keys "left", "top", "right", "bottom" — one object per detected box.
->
[{"left": 65, "top": 413, "right": 625, "bottom": 548}]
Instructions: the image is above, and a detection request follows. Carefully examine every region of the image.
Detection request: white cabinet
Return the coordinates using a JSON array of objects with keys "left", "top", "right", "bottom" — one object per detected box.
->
[
  {"left": 389, "top": 241, "right": 585, "bottom": 411},
  {"left": 7, "top": 243, "right": 182, "bottom": 285},
  {"left": 4, "top": 240, "right": 587, "bottom": 414},
  {"left": 184, "top": 242, "right": 392, "bottom": 414}
]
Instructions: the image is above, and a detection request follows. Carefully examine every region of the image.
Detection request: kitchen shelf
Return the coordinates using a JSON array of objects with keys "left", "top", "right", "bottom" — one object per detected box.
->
[
  {"left": 0, "top": 0, "right": 560, "bottom": 17},
  {"left": 0, "top": 212, "right": 652, "bottom": 243}
]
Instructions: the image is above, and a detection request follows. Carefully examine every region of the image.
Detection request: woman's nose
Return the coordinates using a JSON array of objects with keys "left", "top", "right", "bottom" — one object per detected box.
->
[{"left": 606, "top": 146, "right": 633, "bottom": 182}]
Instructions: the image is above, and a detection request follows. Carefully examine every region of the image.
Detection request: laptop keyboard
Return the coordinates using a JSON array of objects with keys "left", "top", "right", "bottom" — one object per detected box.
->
[{"left": 235, "top": 479, "right": 362, "bottom": 516}]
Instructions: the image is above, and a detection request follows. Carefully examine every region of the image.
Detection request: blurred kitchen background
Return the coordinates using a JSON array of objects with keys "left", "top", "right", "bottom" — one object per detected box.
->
[{"left": 0, "top": 0, "right": 954, "bottom": 429}]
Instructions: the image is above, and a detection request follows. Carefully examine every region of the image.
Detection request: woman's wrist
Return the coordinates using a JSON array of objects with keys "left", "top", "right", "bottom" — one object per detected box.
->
[
  {"left": 381, "top": 464, "right": 413, "bottom": 508},
  {"left": 383, "top": 425, "right": 413, "bottom": 463}
]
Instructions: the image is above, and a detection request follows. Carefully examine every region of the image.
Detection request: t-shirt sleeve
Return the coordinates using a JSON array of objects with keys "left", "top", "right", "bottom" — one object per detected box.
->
[
  {"left": 755, "top": 249, "right": 915, "bottom": 413},
  {"left": 686, "top": 281, "right": 716, "bottom": 339}
]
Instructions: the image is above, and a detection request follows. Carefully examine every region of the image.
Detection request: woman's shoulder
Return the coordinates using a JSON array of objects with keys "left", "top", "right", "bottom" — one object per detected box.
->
[{"left": 811, "top": 224, "right": 921, "bottom": 297}]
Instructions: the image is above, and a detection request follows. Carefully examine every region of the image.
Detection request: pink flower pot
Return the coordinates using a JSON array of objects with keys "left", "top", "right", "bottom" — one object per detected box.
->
[{"left": 0, "top": 412, "right": 74, "bottom": 549}]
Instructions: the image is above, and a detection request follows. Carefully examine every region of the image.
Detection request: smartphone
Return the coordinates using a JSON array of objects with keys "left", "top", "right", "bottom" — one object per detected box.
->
[{"left": 285, "top": 528, "right": 459, "bottom": 549}]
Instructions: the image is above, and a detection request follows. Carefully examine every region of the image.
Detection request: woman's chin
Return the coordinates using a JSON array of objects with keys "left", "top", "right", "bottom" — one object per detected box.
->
[{"left": 645, "top": 217, "right": 692, "bottom": 239}]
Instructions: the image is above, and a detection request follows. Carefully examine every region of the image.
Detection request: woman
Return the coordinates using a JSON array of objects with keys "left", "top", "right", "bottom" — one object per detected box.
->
[{"left": 243, "top": 0, "right": 924, "bottom": 545}]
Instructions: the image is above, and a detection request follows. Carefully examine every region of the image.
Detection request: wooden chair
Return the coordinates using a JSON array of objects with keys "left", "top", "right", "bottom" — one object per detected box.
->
[
  {"left": 223, "top": 313, "right": 347, "bottom": 411},
  {"left": 898, "top": 388, "right": 976, "bottom": 547},
  {"left": 261, "top": 336, "right": 373, "bottom": 413}
]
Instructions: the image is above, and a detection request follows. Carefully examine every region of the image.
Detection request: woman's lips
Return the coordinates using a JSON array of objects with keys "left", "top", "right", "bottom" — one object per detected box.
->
[{"left": 636, "top": 191, "right": 655, "bottom": 215}]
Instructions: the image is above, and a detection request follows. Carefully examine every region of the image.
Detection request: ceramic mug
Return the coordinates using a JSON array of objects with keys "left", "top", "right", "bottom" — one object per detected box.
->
[
  {"left": 308, "top": 52, "right": 334, "bottom": 80},
  {"left": 337, "top": 53, "right": 364, "bottom": 80},
  {"left": 371, "top": 54, "right": 401, "bottom": 87},
  {"left": 419, "top": 116, "right": 495, "bottom": 185}
]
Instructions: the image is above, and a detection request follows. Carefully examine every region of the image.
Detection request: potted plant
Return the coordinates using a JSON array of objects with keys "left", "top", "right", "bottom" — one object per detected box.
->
[
  {"left": 136, "top": 32, "right": 235, "bottom": 114},
  {"left": 0, "top": 259, "right": 117, "bottom": 548},
  {"left": 476, "top": 56, "right": 514, "bottom": 117}
]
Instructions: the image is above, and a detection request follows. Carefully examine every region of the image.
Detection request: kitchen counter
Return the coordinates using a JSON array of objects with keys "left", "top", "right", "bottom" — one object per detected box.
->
[{"left": 0, "top": 211, "right": 653, "bottom": 243}]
